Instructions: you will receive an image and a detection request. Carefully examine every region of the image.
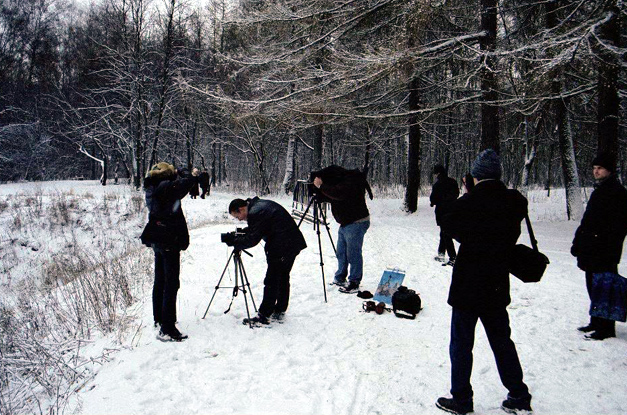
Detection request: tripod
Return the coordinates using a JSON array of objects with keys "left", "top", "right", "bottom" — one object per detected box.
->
[
  {"left": 202, "top": 248, "right": 258, "bottom": 328},
  {"left": 297, "top": 194, "right": 337, "bottom": 303}
]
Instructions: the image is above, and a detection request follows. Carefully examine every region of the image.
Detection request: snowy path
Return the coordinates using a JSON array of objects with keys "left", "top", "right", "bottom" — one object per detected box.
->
[{"left": 72, "top": 192, "right": 627, "bottom": 415}]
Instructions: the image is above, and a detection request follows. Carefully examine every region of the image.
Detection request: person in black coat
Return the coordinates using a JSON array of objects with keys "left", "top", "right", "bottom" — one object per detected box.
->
[
  {"left": 142, "top": 163, "right": 199, "bottom": 342},
  {"left": 571, "top": 153, "right": 627, "bottom": 340},
  {"left": 228, "top": 197, "right": 307, "bottom": 325},
  {"left": 199, "top": 171, "right": 210, "bottom": 199},
  {"left": 313, "top": 166, "right": 372, "bottom": 293},
  {"left": 436, "top": 149, "right": 532, "bottom": 415},
  {"left": 430, "top": 164, "right": 460, "bottom": 265},
  {"left": 189, "top": 175, "right": 200, "bottom": 199}
]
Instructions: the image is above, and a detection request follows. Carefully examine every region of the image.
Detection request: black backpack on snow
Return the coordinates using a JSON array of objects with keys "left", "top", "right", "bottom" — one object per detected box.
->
[{"left": 392, "top": 286, "right": 422, "bottom": 320}]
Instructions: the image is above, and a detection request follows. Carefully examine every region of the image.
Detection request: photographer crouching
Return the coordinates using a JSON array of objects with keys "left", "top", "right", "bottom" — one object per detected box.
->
[
  {"left": 226, "top": 197, "right": 307, "bottom": 326},
  {"left": 141, "top": 163, "right": 199, "bottom": 342}
]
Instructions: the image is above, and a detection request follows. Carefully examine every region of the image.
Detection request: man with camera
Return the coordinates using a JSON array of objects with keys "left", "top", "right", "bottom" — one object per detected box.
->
[
  {"left": 141, "top": 163, "right": 199, "bottom": 342},
  {"left": 226, "top": 197, "right": 307, "bottom": 325},
  {"left": 312, "top": 166, "right": 372, "bottom": 294},
  {"left": 436, "top": 149, "right": 532, "bottom": 415}
]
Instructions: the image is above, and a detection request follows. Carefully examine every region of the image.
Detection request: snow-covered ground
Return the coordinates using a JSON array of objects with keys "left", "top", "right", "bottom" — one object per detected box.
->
[{"left": 3, "top": 181, "right": 627, "bottom": 415}]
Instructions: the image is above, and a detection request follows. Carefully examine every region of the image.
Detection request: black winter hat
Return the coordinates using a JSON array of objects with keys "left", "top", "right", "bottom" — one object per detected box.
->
[
  {"left": 591, "top": 152, "right": 616, "bottom": 173},
  {"left": 471, "top": 149, "right": 502, "bottom": 181},
  {"left": 433, "top": 164, "right": 446, "bottom": 176}
]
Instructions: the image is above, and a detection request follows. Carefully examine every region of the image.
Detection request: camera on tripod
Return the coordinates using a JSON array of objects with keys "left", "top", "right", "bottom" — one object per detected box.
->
[
  {"left": 220, "top": 228, "right": 247, "bottom": 246},
  {"left": 307, "top": 170, "right": 332, "bottom": 202}
]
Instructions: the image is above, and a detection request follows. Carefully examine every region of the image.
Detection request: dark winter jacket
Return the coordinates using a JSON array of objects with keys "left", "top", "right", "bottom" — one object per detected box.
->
[
  {"left": 571, "top": 175, "right": 627, "bottom": 272},
  {"left": 143, "top": 171, "right": 197, "bottom": 251},
  {"left": 317, "top": 167, "right": 371, "bottom": 226},
  {"left": 198, "top": 172, "right": 210, "bottom": 190},
  {"left": 440, "top": 180, "right": 527, "bottom": 311},
  {"left": 430, "top": 174, "right": 460, "bottom": 225},
  {"left": 232, "top": 197, "right": 307, "bottom": 259}
]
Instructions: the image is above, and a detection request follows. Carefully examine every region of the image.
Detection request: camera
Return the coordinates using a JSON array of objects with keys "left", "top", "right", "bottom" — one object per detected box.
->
[
  {"left": 307, "top": 170, "right": 331, "bottom": 202},
  {"left": 220, "top": 228, "right": 247, "bottom": 246}
]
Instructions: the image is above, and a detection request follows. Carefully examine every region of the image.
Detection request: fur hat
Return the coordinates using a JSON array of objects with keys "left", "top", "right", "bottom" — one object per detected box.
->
[
  {"left": 471, "top": 149, "right": 502, "bottom": 181},
  {"left": 147, "top": 162, "right": 176, "bottom": 179},
  {"left": 591, "top": 152, "right": 616, "bottom": 173}
]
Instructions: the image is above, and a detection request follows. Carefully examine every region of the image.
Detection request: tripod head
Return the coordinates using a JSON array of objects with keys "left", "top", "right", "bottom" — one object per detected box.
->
[{"left": 233, "top": 248, "right": 253, "bottom": 257}]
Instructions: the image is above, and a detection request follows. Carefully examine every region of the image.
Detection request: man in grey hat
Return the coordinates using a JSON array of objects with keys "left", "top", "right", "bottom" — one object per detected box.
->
[
  {"left": 436, "top": 149, "right": 532, "bottom": 415},
  {"left": 571, "top": 152, "right": 627, "bottom": 340}
]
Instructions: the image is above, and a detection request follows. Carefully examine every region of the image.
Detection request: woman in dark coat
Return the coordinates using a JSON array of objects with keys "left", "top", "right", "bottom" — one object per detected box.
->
[{"left": 141, "top": 162, "right": 198, "bottom": 342}]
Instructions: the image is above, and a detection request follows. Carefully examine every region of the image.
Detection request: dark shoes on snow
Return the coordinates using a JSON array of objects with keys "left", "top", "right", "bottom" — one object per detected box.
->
[
  {"left": 585, "top": 330, "right": 616, "bottom": 341},
  {"left": 339, "top": 281, "right": 360, "bottom": 294},
  {"left": 579, "top": 322, "right": 616, "bottom": 340},
  {"left": 243, "top": 313, "right": 270, "bottom": 326},
  {"left": 436, "top": 396, "right": 532, "bottom": 415},
  {"left": 157, "top": 326, "right": 188, "bottom": 342},
  {"left": 435, "top": 397, "right": 473, "bottom": 415},
  {"left": 577, "top": 323, "right": 596, "bottom": 333},
  {"left": 271, "top": 311, "right": 285, "bottom": 322},
  {"left": 443, "top": 258, "right": 456, "bottom": 267},
  {"left": 501, "top": 396, "right": 532, "bottom": 413},
  {"left": 330, "top": 278, "right": 347, "bottom": 287}
]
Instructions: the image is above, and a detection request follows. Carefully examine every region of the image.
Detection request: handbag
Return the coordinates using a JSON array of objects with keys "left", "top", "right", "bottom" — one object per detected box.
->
[
  {"left": 391, "top": 286, "right": 422, "bottom": 319},
  {"left": 509, "top": 214, "right": 550, "bottom": 283},
  {"left": 589, "top": 272, "right": 627, "bottom": 322},
  {"left": 140, "top": 215, "right": 179, "bottom": 248}
]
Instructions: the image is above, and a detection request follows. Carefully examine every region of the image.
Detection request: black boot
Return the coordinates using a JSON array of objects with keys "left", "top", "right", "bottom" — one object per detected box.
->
[
  {"left": 436, "top": 397, "right": 473, "bottom": 415},
  {"left": 585, "top": 329, "right": 616, "bottom": 340},
  {"left": 577, "top": 323, "right": 596, "bottom": 333},
  {"left": 502, "top": 396, "right": 532, "bottom": 413}
]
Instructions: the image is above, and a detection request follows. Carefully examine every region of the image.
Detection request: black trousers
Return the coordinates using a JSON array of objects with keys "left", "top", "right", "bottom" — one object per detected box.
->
[
  {"left": 153, "top": 246, "right": 181, "bottom": 329},
  {"left": 258, "top": 254, "right": 297, "bottom": 317},
  {"left": 585, "top": 269, "right": 617, "bottom": 334},
  {"left": 450, "top": 307, "right": 530, "bottom": 403},
  {"left": 438, "top": 228, "right": 456, "bottom": 259}
]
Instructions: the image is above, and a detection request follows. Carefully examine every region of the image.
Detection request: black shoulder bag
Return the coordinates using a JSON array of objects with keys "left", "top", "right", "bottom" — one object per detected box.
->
[{"left": 509, "top": 214, "right": 550, "bottom": 283}]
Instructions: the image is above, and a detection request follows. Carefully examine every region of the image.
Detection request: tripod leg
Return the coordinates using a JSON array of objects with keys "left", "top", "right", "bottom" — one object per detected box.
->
[
  {"left": 319, "top": 208, "right": 337, "bottom": 255},
  {"left": 297, "top": 196, "right": 316, "bottom": 228},
  {"left": 239, "top": 260, "right": 258, "bottom": 312},
  {"left": 203, "top": 250, "right": 235, "bottom": 319},
  {"left": 315, "top": 211, "right": 328, "bottom": 303},
  {"left": 235, "top": 256, "right": 255, "bottom": 328}
]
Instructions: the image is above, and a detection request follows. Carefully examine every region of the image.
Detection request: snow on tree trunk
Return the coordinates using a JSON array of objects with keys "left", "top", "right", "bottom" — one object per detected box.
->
[
  {"left": 557, "top": 111, "right": 583, "bottom": 221},
  {"left": 520, "top": 116, "right": 541, "bottom": 195},
  {"left": 282, "top": 135, "right": 296, "bottom": 194}
]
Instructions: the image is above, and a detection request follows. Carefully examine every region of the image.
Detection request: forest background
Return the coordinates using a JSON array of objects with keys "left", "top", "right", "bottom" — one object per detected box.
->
[{"left": 0, "top": 0, "right": 625, "bottom": 217}]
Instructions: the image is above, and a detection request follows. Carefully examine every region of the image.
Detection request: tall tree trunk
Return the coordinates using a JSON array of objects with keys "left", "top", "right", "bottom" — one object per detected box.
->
[
  {"left": 547, "top": 0, "right": 582, "bottom": 220},
  {"left": 596, "top": 2, "right": 620, "bottom": 158},
  {"left": 211, "top": 141, "right": 217, "bottom": 186},
  {"left": 312, "top": 120, "right": 323, "bottom": 170},
  {"left": 520, "top": 116, "right": 542, "bottom": 191},
  {"left": 479, "top": 0, "right": 499, "bottom": 152},
  {"left": 282, "top": 134, "right": 296, "bottom": 194},
  {"left": 404, "top": 77, "right": 421, "bottom": 213}
]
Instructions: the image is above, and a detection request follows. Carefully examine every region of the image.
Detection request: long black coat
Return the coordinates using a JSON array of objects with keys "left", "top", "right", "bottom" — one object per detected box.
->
[
  {"left": 441, "top": 180, "right": 527, "bottom": 311},
  {"left": 571, "top": 175, "right": 627, "bottom": 272},
  {"left": 233, "top": 197, "right": 307, "bottom": 259},
  {"left": 430, "top": 175, "right": 460, "bottom": 225},
  {"left": 144, "top": 173, "right": 197, "bottom": 251}
]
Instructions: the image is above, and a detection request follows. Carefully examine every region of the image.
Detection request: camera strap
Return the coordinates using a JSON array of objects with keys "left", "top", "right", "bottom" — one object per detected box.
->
[{"left": 223, "top": 285, "right": 239, "bottom": 314}]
